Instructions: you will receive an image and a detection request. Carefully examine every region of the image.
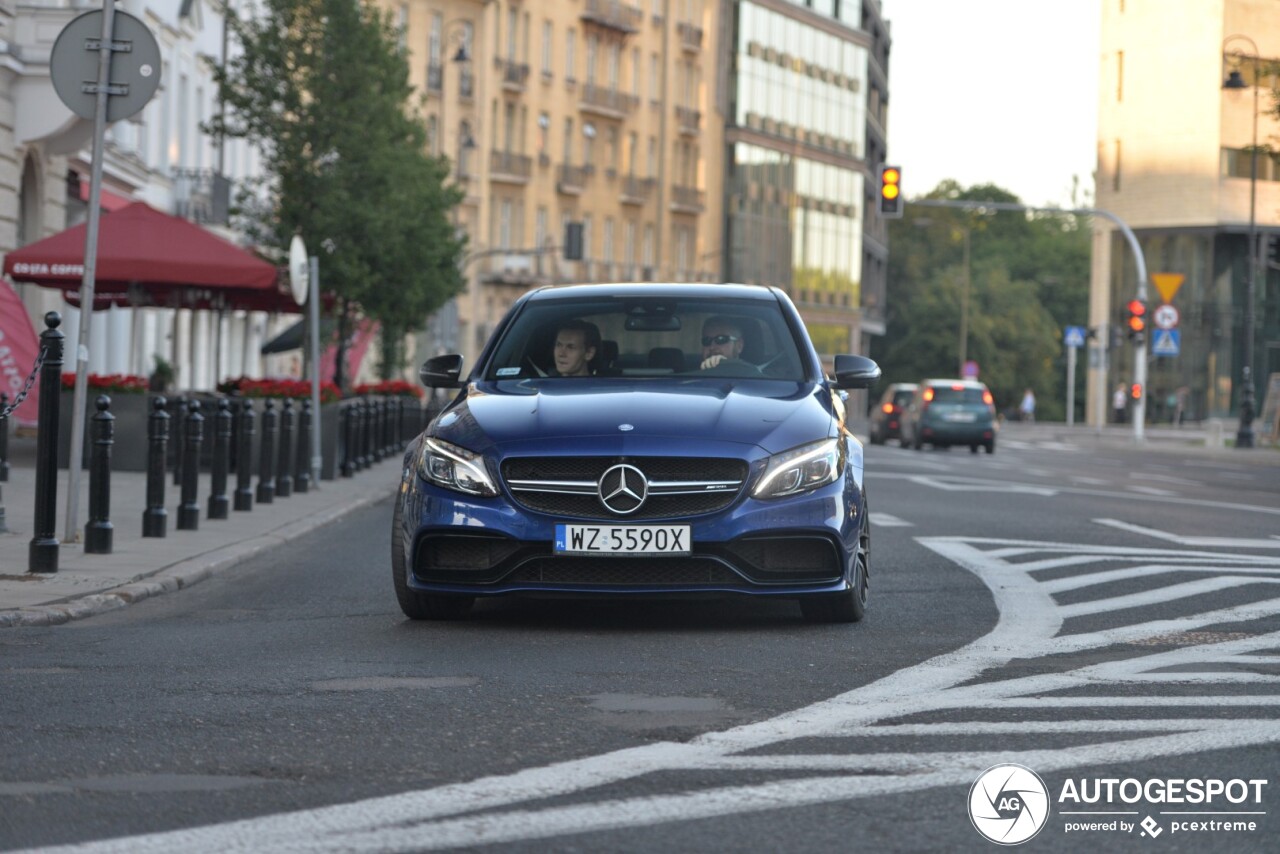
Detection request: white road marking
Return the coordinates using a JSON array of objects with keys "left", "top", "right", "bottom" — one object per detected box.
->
[
  {"left": 907, "top": 475, "right": 1059, "bottom": 496},
  {"left": 30, "top": 534, "right": 1280, "bottom": 853},
  {"left": 1127, "top": 485, "right": 1177, "bottom": 496},
  {"left": 1094, "top": 518, "right": 1280, "bottom": 549},
  {"left": 869, "top": 512, "right": 912, "bottom": 527}
]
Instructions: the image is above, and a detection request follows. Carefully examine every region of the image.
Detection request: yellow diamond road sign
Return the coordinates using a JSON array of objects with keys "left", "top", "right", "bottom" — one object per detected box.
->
[{"left": 1151, "top": 273, "right": 1184, "bottom": 305}]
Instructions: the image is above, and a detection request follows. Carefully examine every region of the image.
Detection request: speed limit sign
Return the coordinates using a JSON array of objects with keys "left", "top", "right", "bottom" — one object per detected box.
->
[{"left": 1153, "top": 303, "right": 1180, "bottom": 330}]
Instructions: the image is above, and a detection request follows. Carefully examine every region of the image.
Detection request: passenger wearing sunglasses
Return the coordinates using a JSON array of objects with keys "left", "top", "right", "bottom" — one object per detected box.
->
[{"left": 699, "top": 316, "right": 748, "bottom": 371}]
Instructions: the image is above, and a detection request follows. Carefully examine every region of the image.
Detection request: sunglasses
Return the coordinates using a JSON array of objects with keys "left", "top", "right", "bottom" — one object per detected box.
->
[{"left": 702, "top": 334, "right": 740, "bottom": 347}]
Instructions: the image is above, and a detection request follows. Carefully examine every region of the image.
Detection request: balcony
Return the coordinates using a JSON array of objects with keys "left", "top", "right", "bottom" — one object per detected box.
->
[
  {"left": 172, "top": 168, "right": 231, "bottom": 226},
  {"left": 580, "top": 0, "right": 643, "bottom": 34},
  {"left": 557, "top": 163, "right": 588, "bottom": 195},
  {"left": 490, "top": 150, "right": 533, "bottom": 183},
  {"left": 675, "top": 105, "right": 701, "bottom": 135},
  {"left": 619, "top": 175, "right": 655, "bottom": 206},
  {"left": 669, "top": 184, "right": 705, "bottom": 214},
  {"left": 478, "top": 252, "right": 541, "bottom": 286},
  {"left": 497, "top": 58, "right": 530, "bottom": 92},
  {"left": 579, "top": 83, "right": 639, "bottom": 119},
  {"left": 677, "top": 21, "right": 703, "bottom": 52}
]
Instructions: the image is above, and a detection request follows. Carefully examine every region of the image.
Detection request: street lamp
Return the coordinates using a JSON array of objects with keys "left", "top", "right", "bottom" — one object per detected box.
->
[
  {"left": 913, "top": 216, "right": 973, "bottom": 376},
  {"left": 1223, "top": 35, "right": 1260, "bottom": 448}
]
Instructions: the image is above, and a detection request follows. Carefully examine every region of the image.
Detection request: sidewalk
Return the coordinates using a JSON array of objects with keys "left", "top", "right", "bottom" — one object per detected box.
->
[{"left": 0, "top": 432, "right": 402, "bottom": 627}]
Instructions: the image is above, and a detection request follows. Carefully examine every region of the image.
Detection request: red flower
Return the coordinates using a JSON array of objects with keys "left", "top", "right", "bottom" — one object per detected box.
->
[
  {"left": 353, "top": 379, "right": 425, "bottom": 400},
  {"left": 61, "top": 373, "right": 148, "bottom": 394}
]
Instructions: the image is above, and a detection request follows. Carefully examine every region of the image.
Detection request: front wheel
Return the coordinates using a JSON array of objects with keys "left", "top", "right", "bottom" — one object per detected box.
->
[
  {"left": 391, "top": 497, "right": 475, "bottom": 620},
  {"left": 801, "top": 508, "right": 869, "bottom": 624}
]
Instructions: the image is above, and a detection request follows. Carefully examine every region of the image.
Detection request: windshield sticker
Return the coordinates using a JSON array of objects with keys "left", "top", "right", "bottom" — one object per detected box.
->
[{"left": 496, "top": 367, "right": 522, "bottom": 377}]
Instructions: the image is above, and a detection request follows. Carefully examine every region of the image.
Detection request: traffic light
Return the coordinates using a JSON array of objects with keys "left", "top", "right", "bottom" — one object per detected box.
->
[
  {"left": 879, "top": 166, "right": 903, "bottom": 219},
  {"left": 1126, "top": 299, "right": 1147, "bottom": 343},
  {"left": 1130, "top": 382, "right": 1143, "bottom": 401}
]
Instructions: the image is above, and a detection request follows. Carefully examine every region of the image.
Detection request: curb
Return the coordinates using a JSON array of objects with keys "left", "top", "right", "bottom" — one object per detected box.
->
[{"left": 0, "top": 486, "right": 396, "bottom": 628}]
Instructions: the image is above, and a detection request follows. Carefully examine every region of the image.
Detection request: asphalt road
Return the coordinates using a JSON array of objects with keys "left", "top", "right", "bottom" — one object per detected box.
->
[{"left": 2, "top": 430, "right": 1279, "bottom": 853}]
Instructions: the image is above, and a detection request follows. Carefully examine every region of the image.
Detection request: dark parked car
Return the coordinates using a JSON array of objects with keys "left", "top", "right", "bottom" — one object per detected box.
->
[
  {"left": 868, "top": 382, "right": 917, "bottom": 445},
  {"left": 393, "top": 283, "right": 881, "bottom": 623},
  {"left": 899, "top": 378, "right": 997, "bottom": 453}
]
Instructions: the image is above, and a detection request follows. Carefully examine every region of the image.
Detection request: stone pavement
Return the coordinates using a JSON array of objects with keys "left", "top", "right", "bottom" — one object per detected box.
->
[{"left": 0, "top": 432, "right": 402, "bottom": 627}]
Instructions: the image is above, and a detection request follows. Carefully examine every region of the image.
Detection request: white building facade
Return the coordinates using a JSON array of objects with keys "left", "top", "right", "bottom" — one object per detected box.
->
[{"left": 1, "top": 0, "right": 284, "bottom": 395}]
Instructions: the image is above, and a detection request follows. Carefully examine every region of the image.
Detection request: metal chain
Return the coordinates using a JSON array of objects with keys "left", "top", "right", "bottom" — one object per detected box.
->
[{"left": 0, "top": 346, "right": 48, "bottom": 419}]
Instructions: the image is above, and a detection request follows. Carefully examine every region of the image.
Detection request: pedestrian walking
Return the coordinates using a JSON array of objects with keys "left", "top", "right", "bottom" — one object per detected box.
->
[
  {"left": 1019, "top": 388, "right": 1036, "bottom": 423},
  {"left": 1112, "top": 383, "right": 1127, "bottom": 424}
]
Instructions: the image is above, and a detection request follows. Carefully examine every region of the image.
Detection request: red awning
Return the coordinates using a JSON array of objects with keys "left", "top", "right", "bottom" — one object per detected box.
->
[
  {"left": 2, "top": 202, "right": 298, "bottom": 313},
  {"left": 77, "top": 179, "right": 134, "bottom": 212}
]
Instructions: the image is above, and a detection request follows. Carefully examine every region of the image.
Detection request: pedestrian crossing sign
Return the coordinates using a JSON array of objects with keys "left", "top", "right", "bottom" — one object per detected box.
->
[{"left": 1151, "top": 328, "right": 1180, "bottom": 356}]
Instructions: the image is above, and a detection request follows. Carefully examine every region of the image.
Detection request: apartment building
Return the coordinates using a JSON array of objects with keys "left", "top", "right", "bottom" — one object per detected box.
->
[
  {"left": 391, "top": 0, "right": 723, "bottom": 367},
  {"left": 1093, "top": 0, "right": 1280, "bottom": 430}
]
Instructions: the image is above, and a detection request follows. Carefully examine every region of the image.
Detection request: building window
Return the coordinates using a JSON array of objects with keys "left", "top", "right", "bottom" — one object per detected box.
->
[
  {"left": 586, "top": 35, "right": 598, "bottom": 85},
  {"left": 642, "top": 224, "right": 655, "bottom": 268},
  {"left": 1113, "top": 139, "right": 1122, "bottom": 191},
  {"left": 603, "top": 217, "right": 615, "bottom": 268},
  {"left": 430, "top": 14, "right": 442, "bottom": 65},
  {"left": 650, "top": 53, "right": 660, "bottom": 102},
  {"left": 563, "top": 117, "right": 574, "bottom": 161},
  {"left": 538, "top": 112, "right": 550, "bottom": 154},
  {"left": 647, "top": 136, "right": 657, "bottom": 177},
  {"left": 566, "top": 29, "right": 576, "bottom": 81},
  {"left": 536, "top": 206, "right": 549, "bottom": 249},
  {"left": 427, "top": 115, "right": 438, "bottom": 156},
  {"left": 507, "top": 7, "right": 519, "bottom": 60},
  {"left": 499, "top": 199, "right": 513, "bottom": 249},
  {"left": 542, "top": 21, "right": 553, "bottom": 76},
  {"left": 1116, "top": 50, "right": 1124, "bottom": 102},
  {"left": 632, "top": 48, "right": 641, "bottom": 96},
  {"left": 608, "top": 43, "right": 620, "bottom": 90}
]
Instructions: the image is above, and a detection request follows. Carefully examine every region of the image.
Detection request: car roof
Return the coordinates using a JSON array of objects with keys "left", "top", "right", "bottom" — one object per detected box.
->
[
  {"left": 921, "top": 378, "right": 989, "bottom": 389},
  {"left": 524, "top": 282, "right": 783, "bottom": 302}
]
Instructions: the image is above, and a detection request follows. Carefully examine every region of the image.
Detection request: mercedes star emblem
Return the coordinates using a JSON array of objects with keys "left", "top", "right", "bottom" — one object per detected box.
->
[{"left": 598, "top": 463, "right": 648, "bottom": 515}]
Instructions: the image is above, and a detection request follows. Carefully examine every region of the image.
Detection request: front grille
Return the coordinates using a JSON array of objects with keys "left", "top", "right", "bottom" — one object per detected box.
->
[
  {"left": 722, "top": 536, "right": 842, "bottom": 583},
  {"left": 507, "top": 557, "right": 745, "bottom": 586},
  {"left": 413, "top": 534, "right": 528, "bottom": 583},
  {"left": 502, "top": 456, "right": 749, "bottom": 520}
]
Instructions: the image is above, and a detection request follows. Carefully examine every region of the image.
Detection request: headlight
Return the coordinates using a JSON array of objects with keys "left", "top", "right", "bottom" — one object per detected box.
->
[
  {"left": 417, "top": 438, "right": 498, "bottom": 497},
  {"left": 752, "top": 438, "right": 844, "bottom": 499}
]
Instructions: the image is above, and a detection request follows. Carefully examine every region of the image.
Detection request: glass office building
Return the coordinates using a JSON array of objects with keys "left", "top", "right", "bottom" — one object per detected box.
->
[{"left": 724, "top": 0, "right": 890, "bottom": 358}]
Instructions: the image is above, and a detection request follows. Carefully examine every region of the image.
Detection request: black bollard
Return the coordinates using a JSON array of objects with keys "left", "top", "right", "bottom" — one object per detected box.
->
[
  {"left": 276, "top": 399, "right": 294, "bottom": 498},
  {"left": 208, "top": 399, "right": 232, "bottom": 520},
  {"left": 295, "top": 399, "right": 312, "bottom": 493},
  {"left": 393, "top": 398, "right": 404, "bottom": 452},
  {"left": 358, "top": 398, "right": 371, "bottom": 470},
  {"left": 143, "top": 397, "right": 169, "bottom": 538},
  {"left": 372, "top": 398, "right": 385, "bottom": 463},
  {"left": 0, "top": 392, "right": 10, "bottom": 481},
  {"left": 177, "top": 401, "right": 204, "bottom": 530},
  {"left": 257, "top": 399, "right": 277, "bottom": 503},
  {"left": 171, "top": 395, "right": 187, "bottom": 486},
  {"left": 234, "top": 399, "right": 255, "bottom": 511},
  {"left": 340, "top": 401, "right": 356, "bottom": 478},
  {"left": 30, "top": 312, "right": 64, "bottom": 574},
  {"left": 85, "top": 395, "right": 114, "bottom": 554}
]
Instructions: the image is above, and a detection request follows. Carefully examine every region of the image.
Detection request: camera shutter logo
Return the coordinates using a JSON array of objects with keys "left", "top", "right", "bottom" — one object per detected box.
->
[{"left": 968, "top": 763, "right": 1050, "bottom": 845}]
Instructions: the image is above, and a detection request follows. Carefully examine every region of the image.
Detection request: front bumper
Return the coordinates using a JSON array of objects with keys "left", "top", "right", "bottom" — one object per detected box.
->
[{"left": 399, "top": 476, "right": 862, "bottom": 598}]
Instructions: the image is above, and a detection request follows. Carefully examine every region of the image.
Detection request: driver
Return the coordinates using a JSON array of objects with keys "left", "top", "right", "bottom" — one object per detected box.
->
[
  {"left": 552, "top": 319, "right": 600, "bottom": 377},
  {"left": 699, "top": 316, "right": 746, "bottom": 370}
]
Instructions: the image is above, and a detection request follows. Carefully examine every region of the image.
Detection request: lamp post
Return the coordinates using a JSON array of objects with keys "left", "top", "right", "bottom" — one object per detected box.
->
[
  {"left": 957, "top": 223, "right": 971, "bottom": 377},
  {"left": 1223, "top": 35, "right": 1260, "bottom": 448}
]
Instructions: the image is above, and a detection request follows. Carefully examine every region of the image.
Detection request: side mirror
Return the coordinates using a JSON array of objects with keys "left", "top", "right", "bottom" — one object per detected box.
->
[
  {"left": 832, "top": 354, "right": 881, "bottom": 390},
  {"left": 420, "top": 354, "right": 464, "bottom": 388}
]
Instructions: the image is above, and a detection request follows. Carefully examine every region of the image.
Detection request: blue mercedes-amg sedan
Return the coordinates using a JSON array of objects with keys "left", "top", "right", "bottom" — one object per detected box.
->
[{"left": 393, "top": 283, "right": 881, "bottom": 622}]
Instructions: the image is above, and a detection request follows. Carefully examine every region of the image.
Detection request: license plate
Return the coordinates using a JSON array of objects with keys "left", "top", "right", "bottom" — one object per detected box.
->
[
  {"left": 554, "top": 524, "right": 691, "bottom": 555},
  {"left": 944, "top": 412, "right": 976, "bottom": 422}
]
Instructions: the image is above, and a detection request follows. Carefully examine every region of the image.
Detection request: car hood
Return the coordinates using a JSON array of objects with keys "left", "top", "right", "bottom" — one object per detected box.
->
[{"left": 430, "top": 379, "right": 836, "bottom": 456}]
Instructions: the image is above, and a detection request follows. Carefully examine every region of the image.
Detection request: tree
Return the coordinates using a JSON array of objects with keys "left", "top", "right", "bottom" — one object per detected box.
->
[
  {"left": 208, "top": 0, "right": 466, "bottom": 387},
  {"left": 871, "top": 181, "right": 1091, "bottom": 421}
]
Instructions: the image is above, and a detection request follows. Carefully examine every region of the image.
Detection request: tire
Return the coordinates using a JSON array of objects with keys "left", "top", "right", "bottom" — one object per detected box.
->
[
  {"left": 970, "top": 444, "right": 979, "bottom": 454},
  {"left": 984, "top": 441, "right": 995, "bottom": 454},
  {"left": 800, "top": 504, "right": 869, "bottom": 624},
  {"left": 391, "top": 497, "right": 475, "bottom": 620}
]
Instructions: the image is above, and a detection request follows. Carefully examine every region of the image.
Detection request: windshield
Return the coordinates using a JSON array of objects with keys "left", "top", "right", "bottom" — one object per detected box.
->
[
  {"left": 929, "top": 387, "right": 988, "bottom": 404},
  {"left": 482, "top": 296, "right": 807, "bottom": 381}
]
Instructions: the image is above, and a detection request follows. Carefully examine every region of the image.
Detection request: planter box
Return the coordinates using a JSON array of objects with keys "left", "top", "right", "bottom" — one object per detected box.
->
[{"left": 57, "top": 391, "right": 153, "bottom": 472}]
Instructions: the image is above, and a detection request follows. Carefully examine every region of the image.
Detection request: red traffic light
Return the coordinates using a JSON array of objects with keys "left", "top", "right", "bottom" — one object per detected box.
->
[
  {"left": 1130, "top": 383, "right": 1142, "bottom": 400},
  {"left": 1126, "top": 299, "right": 1146, "bottom": 317}
]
